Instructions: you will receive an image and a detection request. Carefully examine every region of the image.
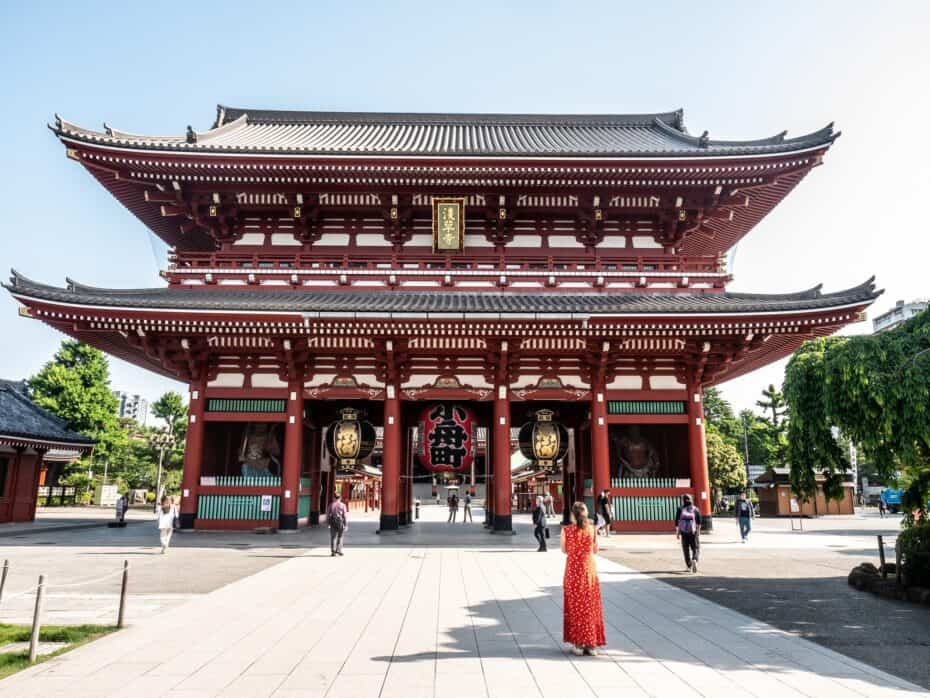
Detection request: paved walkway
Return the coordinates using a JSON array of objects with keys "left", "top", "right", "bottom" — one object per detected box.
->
[
  {"left": 1, "top": 527, "right": 925, "bottom": 698},
  {"left": 0, "top": 507, "right": 150, "bottom": 538}
]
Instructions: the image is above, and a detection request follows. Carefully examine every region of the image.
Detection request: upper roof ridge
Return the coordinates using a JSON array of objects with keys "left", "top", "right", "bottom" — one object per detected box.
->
[{"left": 213, "top": 104, "right": 687, "bottom": 128}]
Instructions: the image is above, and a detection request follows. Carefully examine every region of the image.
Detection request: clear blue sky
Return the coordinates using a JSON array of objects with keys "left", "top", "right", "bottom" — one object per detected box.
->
[{"left": 1, "top": 1, "right": 927, "bottom": 415}]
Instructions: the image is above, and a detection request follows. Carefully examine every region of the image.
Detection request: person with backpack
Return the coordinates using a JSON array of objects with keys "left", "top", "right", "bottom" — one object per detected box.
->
[
  {"left": 734, "top": 491, "right": 754, "bottom": 543},
  {"left": 675, "top": 493, "right": 702, "bottom": 573},
  {"left": 327, "top": 493, "right": 348, "bottom": 556}
]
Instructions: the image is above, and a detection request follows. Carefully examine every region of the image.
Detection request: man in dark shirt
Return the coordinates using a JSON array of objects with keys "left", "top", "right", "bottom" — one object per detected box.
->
[{"left": 735, "top": 491, "right": 754, "bottom": 542}]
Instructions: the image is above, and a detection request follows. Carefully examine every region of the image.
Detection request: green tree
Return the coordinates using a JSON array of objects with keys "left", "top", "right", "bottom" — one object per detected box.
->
[
  {"left": 703, "top": 387, "right": 743, "bottom": 445},
  {"left": 152, "top": 391, "right": 187, "bottom": 474},
  {"left": 737, "top": 409, "right": 783, "bottom": 465},
  {"left": 28, "top": 340, "right": 126, "bottom": 461},
  {"left": 784, "top": 337, "right": 853, "bottom": 504},
  {"left": 705, "top": 425, "right": 747, "bottom": 501},
  {"left": 152, "top": 391, "right": 186, "bottom": 436},
  {"left": 756, "top": 383, "right": 787, "bottom": 429},
  {"left": 784, "top": 308, "right": 930, "bottom": 521}
]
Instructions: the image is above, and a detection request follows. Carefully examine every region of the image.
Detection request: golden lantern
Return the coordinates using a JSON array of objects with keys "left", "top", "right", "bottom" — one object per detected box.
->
[
  {"left": 518, "top": 409, "right": 569, "bottom": 468},
  {"left": 325, "top": 407, "right": 376, "bottom": 467}
]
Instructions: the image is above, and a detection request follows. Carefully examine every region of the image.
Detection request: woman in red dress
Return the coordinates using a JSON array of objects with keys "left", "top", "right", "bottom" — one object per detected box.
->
[{"left": 560, "top": 501, "right": 607, "bottom": 655}]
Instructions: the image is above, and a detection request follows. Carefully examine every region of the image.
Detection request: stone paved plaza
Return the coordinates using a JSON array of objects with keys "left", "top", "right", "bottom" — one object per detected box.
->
[{"left": 0, "top": 508, "right": 926, "bottom": 697}]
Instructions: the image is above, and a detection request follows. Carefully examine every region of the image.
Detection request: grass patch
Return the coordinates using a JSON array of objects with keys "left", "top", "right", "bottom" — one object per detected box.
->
[{"left": 0, "top": 623, "right": 116, "bottom": 679}]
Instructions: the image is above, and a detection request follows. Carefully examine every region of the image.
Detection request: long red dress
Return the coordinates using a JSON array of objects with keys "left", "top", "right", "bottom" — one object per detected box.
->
[{"left": 562, "top": 524, "right": 607, "bottom": 647}]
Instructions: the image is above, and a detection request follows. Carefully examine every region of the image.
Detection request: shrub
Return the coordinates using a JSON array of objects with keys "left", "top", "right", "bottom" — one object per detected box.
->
[{"left": 897, "top": 524, "right": 930, "bottom": 588}]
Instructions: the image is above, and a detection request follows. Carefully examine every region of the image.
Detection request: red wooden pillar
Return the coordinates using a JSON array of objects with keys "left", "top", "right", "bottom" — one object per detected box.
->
[
  {"left": 380, "top": 382, "right": 401, "bottom": 531},
  {"left": 398, "top": 425, "right": 410, "bottom": 526},
  {"left": 179, "top": 376, "right": 207, "bottom": 529},
  {"left": 687, "top": 382, "right": 713, "bottom": 530},
  {"left": 493, "top": 382, "right": 512, "bottom": 532},
  {"left": 308, "top": 427, "right": 321, "bottom": 525},
  {"left": 279, "top": 379, "right": 303, "bottom": 530},
  {"left": 590, "top": 376, "right": 611, "bottom": 510}
]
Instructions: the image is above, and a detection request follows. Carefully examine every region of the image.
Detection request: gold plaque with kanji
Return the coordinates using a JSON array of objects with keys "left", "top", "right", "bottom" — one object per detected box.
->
[{"left": 431, "top": 197, "right": 465, "bottom": 252}]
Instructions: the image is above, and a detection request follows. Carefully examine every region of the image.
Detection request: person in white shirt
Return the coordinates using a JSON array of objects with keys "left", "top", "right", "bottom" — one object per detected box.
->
[{"left": 156, "top": 496, "right": 177, "bottom": 554}]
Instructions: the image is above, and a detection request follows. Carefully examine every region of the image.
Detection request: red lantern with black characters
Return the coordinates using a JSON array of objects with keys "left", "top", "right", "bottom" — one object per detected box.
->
[{"left": 417, "top": 403, "right": 476, "bottom": 473}]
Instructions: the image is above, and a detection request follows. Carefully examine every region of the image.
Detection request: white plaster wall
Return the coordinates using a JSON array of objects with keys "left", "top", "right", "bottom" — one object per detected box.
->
[
  {"left": 208, "top": 373, "right": 245, "bottom": 388},
  {"left": 270, "top": 233, "right": 300, "bottom": 246},
  {"left": 649, "top": 375, "right": 686, "bottom": 390},
  {"left": 252, "top": 374, "right": 288, "bottom": 388},
  {"left": 608, "top": 375, "right": 643, "bottom": 389}
]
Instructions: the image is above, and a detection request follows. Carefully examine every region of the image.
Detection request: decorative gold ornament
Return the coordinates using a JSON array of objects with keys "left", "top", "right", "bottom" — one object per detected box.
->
[{"left": 431, "top": 197, "right": 465, "bottom": 252}]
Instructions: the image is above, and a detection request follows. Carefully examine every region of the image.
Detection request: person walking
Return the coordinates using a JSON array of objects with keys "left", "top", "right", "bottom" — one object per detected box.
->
[
  {"left": 462, "top": 490, "right": 473, "bottom": 523},
  {"left": 156, "top": 495, "right": 177, "bottom": 554},
  {"left": 878, "top": 495, "right": 887, "bottom": 518},
  {"left": 328, "top": 493, "right": 348, "bottom": 556},
  {"left": 675, "top": 494, "right": 702, "bottom": 573},
  {"left": 561, "top": 502, "right": 606, "bottom": 656},
  {"left": 596, "top": 490, "right": 612, "bottom": 536},
  {"left": 447, "top": 492, "right": 459, "bottom": 523},
  {"left": 735, "top": 491, "right": 754, "bottom": 543},
  {"left": 115, "top": 492, "right": 127, "bottom": 524},
  {"left": 544, "top": 492, "right": 555, "bottom": 518},
  {"left": 533, "top": 496, "right": 548, "bottom": 551}
]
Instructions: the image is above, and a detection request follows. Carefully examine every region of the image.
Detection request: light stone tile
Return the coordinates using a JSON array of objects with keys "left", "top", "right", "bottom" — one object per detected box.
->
[{"left": 218, "top": 673, "right": 286, "bottom": 698}]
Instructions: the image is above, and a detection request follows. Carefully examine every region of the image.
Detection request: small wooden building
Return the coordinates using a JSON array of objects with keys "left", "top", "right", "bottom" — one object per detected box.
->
[
  {"left": 0, "top": 380, "right": 94, "bottom": 523},
  {"left": 754, "top": 467, "right": 855, "bottom": 517}
]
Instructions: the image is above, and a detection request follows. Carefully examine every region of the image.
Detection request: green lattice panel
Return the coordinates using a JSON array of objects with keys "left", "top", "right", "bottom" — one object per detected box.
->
[
  {"left": 206, "top": 398, "right": 286, "bottom": 413},
  {"left": 197, "top": 495, "right": 280, "bottom": 520},
  {"left": 607, "top": 401, "right": 686, "bottom": 415}
]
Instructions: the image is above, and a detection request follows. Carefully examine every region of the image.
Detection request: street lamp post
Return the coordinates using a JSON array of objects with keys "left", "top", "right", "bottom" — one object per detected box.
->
[
  {"left": 742, "top": 415, "right": 751, "bottom": 481},
  {"left": 151, "top": 421, "right": 175, "bottom": 512}
]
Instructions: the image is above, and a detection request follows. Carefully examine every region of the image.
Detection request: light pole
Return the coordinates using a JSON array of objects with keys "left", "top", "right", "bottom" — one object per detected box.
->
[
  {"left": 151, "top": 421, "right": 175, "bottom": 512},
  {"left": 742, "top": 414, "right": 751, "bottom": 480}
]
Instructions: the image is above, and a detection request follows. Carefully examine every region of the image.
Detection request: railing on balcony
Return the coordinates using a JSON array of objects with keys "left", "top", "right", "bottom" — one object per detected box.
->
[{"left": 169, "top": 251, "right": 725, "bottom": 275}]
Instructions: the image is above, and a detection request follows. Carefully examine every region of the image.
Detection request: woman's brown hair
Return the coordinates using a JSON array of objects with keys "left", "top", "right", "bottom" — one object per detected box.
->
[{"left": 571, "top": 501, "right": 589, "bottom": 530}]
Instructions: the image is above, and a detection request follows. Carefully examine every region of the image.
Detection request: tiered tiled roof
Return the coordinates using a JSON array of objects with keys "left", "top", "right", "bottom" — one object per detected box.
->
[
  {"left": 6, "top": 272, "right": 880, "bottom": 318},
  {"left": 52, "top": 106, "right": 838, "bottom": 158}
]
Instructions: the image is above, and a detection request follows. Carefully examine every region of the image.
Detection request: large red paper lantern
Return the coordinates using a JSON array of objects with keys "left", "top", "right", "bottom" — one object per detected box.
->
[{"left": 417, "top": 403, "right": 476, "bottom": 473}]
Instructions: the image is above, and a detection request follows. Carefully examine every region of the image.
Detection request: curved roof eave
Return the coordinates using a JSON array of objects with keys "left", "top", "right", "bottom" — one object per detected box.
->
[
  {"left": 50, "top": 107, "right": 838, "bottom": 160},
  {"left": 4, "top": 270, "right": 882, "bottom": 319}
]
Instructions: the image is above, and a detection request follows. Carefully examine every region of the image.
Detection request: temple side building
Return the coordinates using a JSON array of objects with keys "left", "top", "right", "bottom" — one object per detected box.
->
[
  {"left": 0, "top": 380, "right": 94, "bottom": 523},
  {"left": 5, "top": 106, "right": 880, "bottom": 532}
]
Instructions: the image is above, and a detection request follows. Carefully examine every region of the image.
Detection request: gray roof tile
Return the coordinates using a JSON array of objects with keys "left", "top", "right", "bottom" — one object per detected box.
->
[
  {"left": 0, "top": 380, "right": 95, "bottom": 448},
  {"left": 6, "top": 272, "right": 880, "bottom": 318},
  {"left": 52, "top": 106, "right": 838, "bottom": 158}
]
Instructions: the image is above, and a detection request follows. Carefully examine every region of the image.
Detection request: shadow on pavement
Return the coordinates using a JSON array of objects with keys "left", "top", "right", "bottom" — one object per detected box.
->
[{"left": 370, "top": 571, "right": 928, "bottom": 693}]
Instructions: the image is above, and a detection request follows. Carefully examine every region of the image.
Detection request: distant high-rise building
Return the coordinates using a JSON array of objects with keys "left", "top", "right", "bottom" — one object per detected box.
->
[
  {"left": 872, "top": 299, "right": 928, "bottom": 333},
  {"left": 113, "top": 391, "right": 148, "bottom": 425}
]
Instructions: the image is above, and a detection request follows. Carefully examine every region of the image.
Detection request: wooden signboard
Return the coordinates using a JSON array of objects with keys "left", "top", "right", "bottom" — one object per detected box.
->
[{"left": 432, "top": 197, "right": 466, "bottom": 252}]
